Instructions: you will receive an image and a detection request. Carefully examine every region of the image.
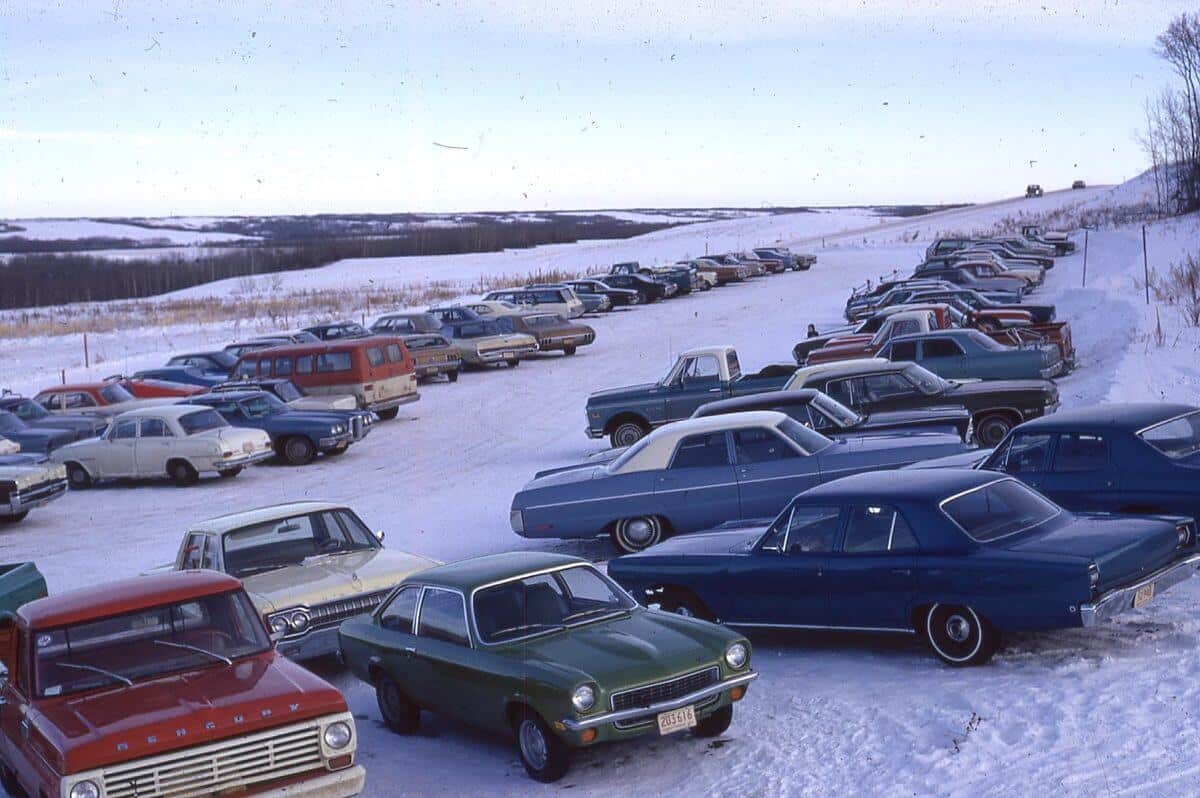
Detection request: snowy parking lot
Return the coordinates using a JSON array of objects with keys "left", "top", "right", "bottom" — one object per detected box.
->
[{"left": 4, "top": 181, "right": 1200, "bottom": 796}]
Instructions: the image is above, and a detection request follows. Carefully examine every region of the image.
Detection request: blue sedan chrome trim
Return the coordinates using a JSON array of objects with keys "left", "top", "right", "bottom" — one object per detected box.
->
[
  {"left": 560, "top": 671, "right": 757, "bottom": 731},
  {"left": 1080, "top": 553, "right": 1200, "bottom": 627}
]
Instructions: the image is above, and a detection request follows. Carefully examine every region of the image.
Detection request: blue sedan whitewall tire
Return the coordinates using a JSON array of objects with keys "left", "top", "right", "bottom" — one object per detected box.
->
[{"left": 924, "top": 604, "right": 997, "bottom": 667}]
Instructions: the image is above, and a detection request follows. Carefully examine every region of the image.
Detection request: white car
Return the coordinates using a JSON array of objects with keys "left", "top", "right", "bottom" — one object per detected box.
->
[
  {"left": 465, "top": 300, "right": 525, "bottom": 317},
  {"left": 482, "top": 287, "right": 586, "bottom": 318},
  {"left": 51, "top": 405, "right": 273, "bottom": 488}
]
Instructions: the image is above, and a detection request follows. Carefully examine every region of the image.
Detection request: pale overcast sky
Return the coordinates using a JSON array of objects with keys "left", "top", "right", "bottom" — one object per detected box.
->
[{"left": 1, "top": 1, "right": 1192, "bottom": 217}]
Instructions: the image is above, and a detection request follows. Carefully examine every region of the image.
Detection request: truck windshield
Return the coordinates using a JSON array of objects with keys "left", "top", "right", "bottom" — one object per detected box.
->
[{"left": 34, "top": 590, "right": 270, "bottom": 698}]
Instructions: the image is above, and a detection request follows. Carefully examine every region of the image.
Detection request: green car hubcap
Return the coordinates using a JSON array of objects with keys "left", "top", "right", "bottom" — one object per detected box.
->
[{"left": 519, "top": 720, "right": 548, "bottom": 770}]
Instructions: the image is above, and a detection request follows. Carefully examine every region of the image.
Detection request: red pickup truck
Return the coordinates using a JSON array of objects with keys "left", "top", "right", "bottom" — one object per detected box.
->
[
  {"left": 806, "top": 304, "right": 1075, "bottom": 369},
  {"left": 0, "top": 570, "right": 365, "bottom": 798}
]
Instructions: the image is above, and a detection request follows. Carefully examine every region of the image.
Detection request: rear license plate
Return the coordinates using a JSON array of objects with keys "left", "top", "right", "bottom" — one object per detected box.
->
[
  {"left": 503, "top": 351, "right": 514, "bottom": 358},
  {"left": 1133, "top": 583, "right": 1155, "bottom": 608},
  {"left": 656, "top": 705, "right": 696, "bottom": 736}
]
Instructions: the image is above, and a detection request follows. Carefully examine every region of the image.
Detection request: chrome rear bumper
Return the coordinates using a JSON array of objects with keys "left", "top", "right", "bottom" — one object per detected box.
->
[{"left": 1080, "top": 553, "right": 1200, "bottom": 627}]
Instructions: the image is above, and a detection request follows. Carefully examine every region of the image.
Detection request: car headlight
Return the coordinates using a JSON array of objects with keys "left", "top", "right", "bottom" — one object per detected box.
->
[
  {"left": 1177, "top": 523, "right": 1192, "bottom": 547},
  {"left": 69, "top": 781, "right": 101, "bottom": 798},
  {"left": 323, "top": 721, "right": 353, "bottom": 750},
  {"left": 331, "top": 424, "right": 345, "bottom": 435},
  {"left": 725, "top": 642, "right": 748, "bottom": 670},
  {"left": 1088, "top": 562, "right": 1100, "bottom": 591},
  {"left": 269, "top": 615, "right": 290, "bottom": 635},
  {"left": 571, "top": 684, "right": 596, "bottom": 712},
  {"left": 288, "top": 609, "right": 310, "bottom": 632}
]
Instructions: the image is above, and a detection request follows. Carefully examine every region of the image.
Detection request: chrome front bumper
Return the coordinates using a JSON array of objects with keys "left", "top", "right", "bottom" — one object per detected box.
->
[
  {"left": 1080, "top": 553, "right": 1200, "bottom": 627},
  {"left": 277, "top": 625, "right": 342, "bottom": 660},
  {"left": 257, "top": 766, "right": 366, "bottom": 797},
  {"left": 318, "top": 432, "right": 355, "bottom": 450},
  {"left": 5, "top": 478, "right": 68, "bottom": 516},
  {"left": 559, "top": 671, "right": 757, "bottom": 731}
]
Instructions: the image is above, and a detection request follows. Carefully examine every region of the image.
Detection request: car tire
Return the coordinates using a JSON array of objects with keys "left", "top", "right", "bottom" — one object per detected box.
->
[
  {"left": 0, "top": 512, "right": 28, "bottom": 525},
  {"left": 376, "top": 675, "right": 421, "bottom": 734},
  {"left": 0, "top": 761, "right": 22, "bottom": 797},
  {"left": 693, "top": 705, "right": 733, "bottom": 738},
  {"left": 627, "top": 293, "right": 642, "bottom": 306},
  {"left": 612, "top": 515, "right": 664, "bottom": 553},
  {"left": 376, "top": 407, "right": 400, "bottom": 420},
  {"left": 281, "top": 436, "right": 317, "bottom": 466},
  {"left": 609, "top": 420, "right": 648, "bottom": 448},
  {"left": 447, "top": 370, "right": 459, "bottom": 383},
  {"left": 168, "top": 460, "right": 199, "bottom": 486},
  {"left": 513, "top": 709, "right": 571, "bottom": 783},
  {"left": 217, "top": 467, "right": 243, "bottom": 478},
  {"left": 66, "top": 462, "right": 92, "bottom": 490},
  {"left": 657, "top": 589, "right": 714, "bottom": 621},
  {"left": 507, "top": 357, "right": 520, "bottom": 368},
  {"left": 974, "top": 414, "right": 1014, "bottom": 447},
  {"left": 923, "top": 604, "right": 997, "bottom": 667},
  {"left": 563, "top": 345, "right": 577, "bottom": 356}
]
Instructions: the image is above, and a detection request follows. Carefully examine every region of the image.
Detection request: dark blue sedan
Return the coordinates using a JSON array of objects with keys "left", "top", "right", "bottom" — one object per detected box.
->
[
  {"left": 186, "top": 390, "right": 374, "bottom": 465},
  {"left": 607, "top": 469, "right": 1200, "bottom": 666},
  {"left": 976, "top": 403, "right": 1200, "bottom": 521},
  {"left": 0, "top": 410, "right": 74, "bottom": 454}
]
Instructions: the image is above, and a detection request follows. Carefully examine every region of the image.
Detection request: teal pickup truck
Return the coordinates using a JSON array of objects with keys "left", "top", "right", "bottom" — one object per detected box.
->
[
  {"left": 585, "top": 346, "right": 798, "bottom": 447},
  {"left": 0, "top": 562, "right": 46, "bottom": 614}
]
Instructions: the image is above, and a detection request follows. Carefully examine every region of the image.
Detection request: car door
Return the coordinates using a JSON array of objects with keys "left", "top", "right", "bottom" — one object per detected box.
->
[
  {"left": 985, "top": 432, "right": 1053, "bottom": 492},
  {"left": 102, "top": 418, "right": 139, "bottom": 476},
  {"left": 0, "top": 623, "right": 39, "bottom": 796},
  {"left": 135, "top": 416, "right": 175, "bottom": 476},
  {"left": 1039, "top": 432, "right": 1120, "bottom": 512},
  {"left": 410, "top": 587, "right": 490, "bottom": 720},
  {"left": 917, "top": 338, "right": 970, "bottom": 378},
  {"left": 722, "top": 505, "right": 841, "bottom": 626},
  {"left": 821, "top": 505, "right": 918, "bottom": 630},
  {"left": 652, "top": 432, "right": 740, "bottom": 532},
  {"left": 372, "top": 586, "right": 424, "bottom": 698},
  {"left": 664, "top": 354, "right": 726, "bottom": 419},
  {"left": 733, "top": 427, "right": 818, "bottom": 519}
]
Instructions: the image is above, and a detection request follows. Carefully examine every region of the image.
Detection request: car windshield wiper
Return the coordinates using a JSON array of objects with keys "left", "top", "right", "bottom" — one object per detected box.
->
[
  {"left": 234, "top": 563, "right": 292, "bottom": 576},
  {"left": 562, "top": 607, "right": 626, "bottom": 624},
  {"left": 56, "top": 662, "right": 133, "bottom": 686},
  {"left": 153, "top": 639, "right": 232, "bottom": 665}
]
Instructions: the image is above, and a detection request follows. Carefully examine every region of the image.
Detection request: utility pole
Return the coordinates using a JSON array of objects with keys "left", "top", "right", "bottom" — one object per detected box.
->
[{"left": 1142, "top": 225, "right": 1150, "bottom": 305}]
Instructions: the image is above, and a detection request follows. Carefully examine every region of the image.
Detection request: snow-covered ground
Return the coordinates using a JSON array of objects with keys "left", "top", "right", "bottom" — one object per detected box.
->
[
  {"left": 0, "top": 218, "right": 255, "bottom": 243},
  {"left": 3, "top": 180, "right": 1200, "bottom": 796}
]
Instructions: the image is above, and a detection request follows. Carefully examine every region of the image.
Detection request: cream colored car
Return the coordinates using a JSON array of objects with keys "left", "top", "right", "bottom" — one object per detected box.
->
[
  {"left": 442, "top": 319, "right": 539, "bottom": 367},
  {"left": 167, "top": 501, "right": 438, "bottom": 659},
  {"left": 50, "top": 405, "right": 273, "bottom": 488}
]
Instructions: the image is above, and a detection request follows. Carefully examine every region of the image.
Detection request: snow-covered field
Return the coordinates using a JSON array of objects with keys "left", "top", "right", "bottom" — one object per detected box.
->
[
  {"left": 3, "top": 181, "right": 1200, "bottom": 796},
  {"left": 0, "top": 218, "right": 254, "bottom": 244}
]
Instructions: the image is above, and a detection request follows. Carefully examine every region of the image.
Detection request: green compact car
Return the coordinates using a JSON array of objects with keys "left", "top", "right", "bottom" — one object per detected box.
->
[{"left": 338, "top": 552, "right": 756, "bottom": 782}]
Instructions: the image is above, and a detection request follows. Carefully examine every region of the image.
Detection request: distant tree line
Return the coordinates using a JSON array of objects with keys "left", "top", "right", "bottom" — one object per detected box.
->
[
  {"left": 1142, "top": 12, "right": 1200, "bottom": 215},
  {"left": 0, "top": 236, "right": 160, "bottom": 254},
  {"left": 0, "top": 217, "right": 674, "bottom": 309}
]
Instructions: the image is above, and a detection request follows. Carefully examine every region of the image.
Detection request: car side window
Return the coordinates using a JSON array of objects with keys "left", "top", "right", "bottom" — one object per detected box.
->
[
  {"left": 670, "top": 433, "right": 730, "bottom": 469},
  {"left": 889, "top": 341, "right": 918, "bottom": 361},
  {"left": 824, "top": 379, "right": 854, "bottom": 405},
  {"left": 861, "top": 374, "right": 912, "bottom": 401},
  {"left": 110, "top": 419, "right": 138, "bottom": 439},
  {"left": 923, "top": 339, "right": 965, "bottom": 358},
  {"left": 785, "top": 506, "right": 842, "bottom": 554},
  {"left": 733, "top": 428, "right": 798, "bottom": 463},
  {"left": 842, "top": 506, "right": 919, "bottom": 553},
  {"left": 998, "top": 433, "right": 1052, "bottom": 473},
  {"left": 181, "top": 533, "right": 207, "bottom": 569},
  {"left": 65, "top": 392, "right": 97, "bottom": 409},
  {"left": 139, "top": 418, "right": 172, "bottom": 437},
  {"left": 416, "top": 589, "right": 469, "bottom": 646},
  {"left": 200, "top": 536, "right": 221, "bottom": 570},
  {"left": 36, "top": 394, "right": 59, "bottom": 411},
  {"left": 1052, "top": 433, "right": 1109, "bottom": 472},
  {"left": 380, "top": 587, "right": 420, "bottom": 633}
]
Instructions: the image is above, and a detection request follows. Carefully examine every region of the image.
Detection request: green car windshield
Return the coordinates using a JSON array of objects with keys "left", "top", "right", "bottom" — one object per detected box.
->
[{"left": 473, "top": 565, "right": 635, "bottom": 645}]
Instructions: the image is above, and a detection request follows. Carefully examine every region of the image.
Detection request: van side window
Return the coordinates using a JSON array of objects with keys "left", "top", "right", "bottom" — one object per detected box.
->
[
  {"left": 366, "top": 347, "right": 385, "bottom": 367},
  {"left": 316, "top": 353, "right": 351, "bottom": 372},
  {"left": 296, "top": 355, "right": 313, "bottom": 374},
  {"left": 274, "top": 357, "right": 292, "bottom": 376},
  {"left": 385, "top": 343, "right": 403, "bottom": 363},
  {"left": 234, "top": 359, "right": 258, "bottom": 378}
]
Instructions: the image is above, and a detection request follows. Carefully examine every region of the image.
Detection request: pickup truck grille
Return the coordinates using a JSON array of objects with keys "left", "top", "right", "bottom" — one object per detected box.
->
[{"left": 101, "top": 719, "right": 324, "bottom": 798}]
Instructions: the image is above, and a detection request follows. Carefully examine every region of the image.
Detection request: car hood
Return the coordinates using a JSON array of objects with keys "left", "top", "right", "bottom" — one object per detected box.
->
[
  {"left": 495, "top": 609, "right": 734, "bottom": 688},
  {"left": 242, "top": 549, "right": 438, "bottom": 614},
  {"left": 903, "top": 449, "right": 993, "bottom": 469},
  {"left": 266, "top": 409, "right": 363, "bottom": 427},
  {"left": 860, "top": 407, "right": 970, "bottom": 427},
  {"left": 32, "top": 414, "right": 106, "bottom": 439},
  {"left": 0, "top": 461, "right": 66, "bottom": 485},
  {"left": 821, "top": 433, "right": 967, "bottom": 461},
  {"left": 1002, "top": 514, "right": 1187, "bottom": 591},
  {"left": 623, "top": 526, "right": 766, "bottom": 558},
  {"left": 524, "top": 464, "right": 609, "bottom": 489},
  {"left": 587, "top": 383, "right": 659, "bottom": 404},
  {"left": 10, "top": 427, "right": 75, "bottom": 452},
  {"left": 941, "top": 378, "right": 1055, "bottom": 400},
  {"left": 37, "top": 654, "right": 347, "bottom": 775}
]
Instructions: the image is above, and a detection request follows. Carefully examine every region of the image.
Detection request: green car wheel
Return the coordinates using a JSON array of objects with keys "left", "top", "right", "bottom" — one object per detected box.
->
[{"left": 514, "top": 710, "right": 570, "bottom": 783}]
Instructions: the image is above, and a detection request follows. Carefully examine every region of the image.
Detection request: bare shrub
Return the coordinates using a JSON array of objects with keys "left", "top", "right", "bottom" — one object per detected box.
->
[{"left": 1149, "top": 252, "right": 1200, "bottom": 327}]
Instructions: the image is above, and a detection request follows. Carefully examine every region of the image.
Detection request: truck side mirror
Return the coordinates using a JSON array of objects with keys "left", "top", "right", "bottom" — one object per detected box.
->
[{"left": 374, "top": 529, "right": 386, "bottom": 543}]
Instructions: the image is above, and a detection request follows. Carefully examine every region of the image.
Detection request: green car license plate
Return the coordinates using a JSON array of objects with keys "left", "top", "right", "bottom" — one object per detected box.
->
[{"left": 656, "top": 705, "right": 696, "bottom": 736}]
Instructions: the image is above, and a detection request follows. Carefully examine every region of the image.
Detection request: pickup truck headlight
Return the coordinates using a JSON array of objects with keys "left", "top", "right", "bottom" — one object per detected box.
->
[
  {"left": 69, "top": 781, "right": 101, "bottom": 798},
  {"left": 572, "top": 684, "right": 596, "bottom": 712},
  {"left": 323, "top": 721, "right": 353, "bottom": 749},
  {"left": 725, "top": 642, "right": 748, "bottom": 669}
]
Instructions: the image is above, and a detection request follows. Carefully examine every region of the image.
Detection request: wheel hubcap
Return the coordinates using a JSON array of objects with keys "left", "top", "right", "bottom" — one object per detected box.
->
[
  {"left": 519, "top": 720, "right": 548, "bottom": 770},
  {"left": 287, "top": 441, "right": 308, "bottom": 460},
  {"left": 623, "top": 518, "right": 655, "bottom": 545},
  {"left": 674, "top": 605, "right": 694, "bottom": 618},
  {"left": 616, "top": 426, "right": 641, "bottom": 446},
  {"left": 946, "top": 615, "right": 971, "bottom": 643}
]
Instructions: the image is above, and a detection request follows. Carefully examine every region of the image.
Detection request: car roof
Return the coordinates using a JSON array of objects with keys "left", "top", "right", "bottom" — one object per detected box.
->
[
  {"left": 696, "top": 389, "right": 818, "bottom": 416},
  {"left": 1016, "top": 403, "right": 1197, "bottom": 434},
  {"left": 191, "top": 390, "right": 264, "bottom": 402},
  {"left": 788, "top": 358, "right": 898, "bottom": 384},
  {"left": 112, "top": 404, "right": 211, "bottom": 419},
  {"left": 615, "top": 411, "right": 792, "bottom": 473},
  {"left": 19, "top": 570, "right": 244, "bottom": 629},
  {"left": 189, "top": 500, "right": 349, "bottom": 534},
  {"left": 38, "top": 383, "right": 107, "bottom": 393},
  {"left": 799, "top": 468, "right": 1003, "bottom": 504},
  {"left": 409, "top": 552, "right": 588, "bottom": 593}
]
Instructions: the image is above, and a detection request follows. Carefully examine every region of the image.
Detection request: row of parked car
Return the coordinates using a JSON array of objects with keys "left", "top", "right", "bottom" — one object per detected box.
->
[{"left": 0, "top": 244, "right": 823, "bottom": 795}]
